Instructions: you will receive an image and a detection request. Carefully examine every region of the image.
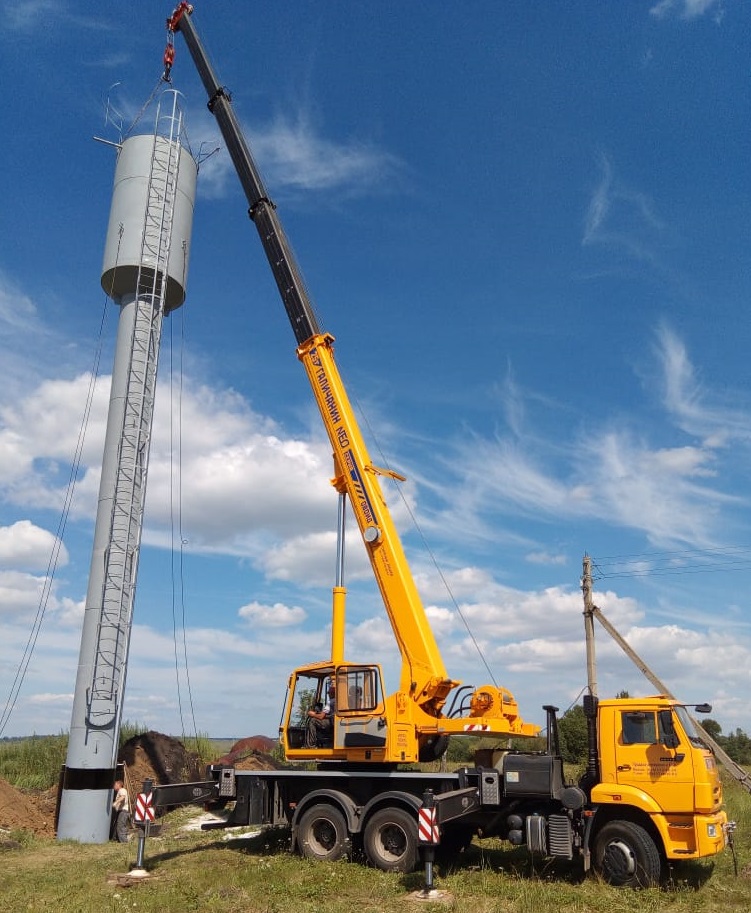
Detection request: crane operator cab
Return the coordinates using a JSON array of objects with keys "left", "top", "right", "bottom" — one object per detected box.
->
[{"left": 281, "top": 662, "right": 388, "bottom": 762}]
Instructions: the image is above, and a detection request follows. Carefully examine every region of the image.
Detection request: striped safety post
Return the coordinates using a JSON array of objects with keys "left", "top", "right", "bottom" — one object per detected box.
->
[
  {"left": 133, "top": 791, "right": 155, "bottom": 824},
  {"left": 133, "top": 778, "right": 154, "bottom": 873},
  {"left": 418, "top": 789, "right": 439, "bottom": 894}
]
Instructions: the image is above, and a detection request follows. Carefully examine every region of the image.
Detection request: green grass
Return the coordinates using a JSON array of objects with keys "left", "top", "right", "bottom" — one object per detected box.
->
[
  {"left": 0, "top": 728, "right": 220, "bottom": 791},
  {"left": 1, "top": 814, "right": 749, "bottom": 913},
  {"left": 2, "top": 743, "right": 750, "bottom": 912},
  {"left": 1, "top": 778, "right": 750, "bottom": 913},
  {"left": 0, "top": 733, "right": 68, "bottom": 789}
]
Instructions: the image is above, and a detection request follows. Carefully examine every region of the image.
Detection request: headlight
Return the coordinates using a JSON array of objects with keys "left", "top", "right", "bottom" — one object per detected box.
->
[{"left": 707, "top": 824, "right": 717, "bottom": 838}]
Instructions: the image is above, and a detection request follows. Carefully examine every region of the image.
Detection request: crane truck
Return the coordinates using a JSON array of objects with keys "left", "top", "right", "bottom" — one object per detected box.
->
[{"left": 149, "top": 5, "right": 730, "bottom": 887}]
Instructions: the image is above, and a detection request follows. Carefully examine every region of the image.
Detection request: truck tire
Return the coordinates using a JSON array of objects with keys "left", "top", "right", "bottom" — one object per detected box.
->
[
  {"left": 593, "top": 820, "right": 662, "bottom": 888},
  {"left": 363, "top": 806, "right": 419, "bottom": 873},
  {"left": 297, "top": 803, "right": 349, "bottom": 863},
  {"left": 418, "top": 734, "right": 450, "bottom": 763}
]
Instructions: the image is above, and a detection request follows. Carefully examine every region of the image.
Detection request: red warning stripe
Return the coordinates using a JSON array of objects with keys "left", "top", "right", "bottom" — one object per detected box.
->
[
  {"left": 134, "top": 791, "right": 155, "bottom": 823},
  {"left": 418, "top": 806, "right": 439, "bottom": 844}
]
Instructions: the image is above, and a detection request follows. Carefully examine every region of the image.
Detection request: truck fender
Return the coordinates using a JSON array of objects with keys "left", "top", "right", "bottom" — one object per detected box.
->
[
  {"left": 360, "top": 790, "right": 422, "bottom": 826},
  {"left": 590, "top": 783, "right": 665, "bottom": 816},
  {"left": 582, "top": 803, "right": 664, "bottom": 864},
  {"left": 290, "top": 789, "right": 360, "bottom": 843}
]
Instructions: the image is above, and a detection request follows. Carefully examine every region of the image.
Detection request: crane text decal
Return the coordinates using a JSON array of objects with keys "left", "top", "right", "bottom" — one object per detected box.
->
[
  {"left": 309, "top": 346, "right": 377, "bottom": 528},
  {"left": 343, "top": 449, "right": 377, "bottom": 527},
  {"left": 310, "top": 348, "right": 342, "bottom": 427}
]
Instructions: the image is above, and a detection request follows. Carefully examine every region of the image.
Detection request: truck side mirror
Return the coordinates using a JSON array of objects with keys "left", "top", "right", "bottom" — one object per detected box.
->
[{"left": 659, "top": 709, "right": 680, "bottom": 749}]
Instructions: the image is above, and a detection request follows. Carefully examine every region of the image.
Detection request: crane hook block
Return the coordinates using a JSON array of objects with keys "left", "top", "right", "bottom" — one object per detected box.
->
[{"left": 162, "top": 43, "right": 176, "bottom": 82}]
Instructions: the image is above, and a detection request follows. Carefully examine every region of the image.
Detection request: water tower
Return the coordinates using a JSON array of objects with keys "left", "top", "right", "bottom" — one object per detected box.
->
[{"left": 57, "top": 91, "right": 197, "bottom": 842}]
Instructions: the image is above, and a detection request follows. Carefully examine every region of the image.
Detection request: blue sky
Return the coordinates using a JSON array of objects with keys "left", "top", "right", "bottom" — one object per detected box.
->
[{"left": 1, "top": 0, "right": 750, "bottom": 742}]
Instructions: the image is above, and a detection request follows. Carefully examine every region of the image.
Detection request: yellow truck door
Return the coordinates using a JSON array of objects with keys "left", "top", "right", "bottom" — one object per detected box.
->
[{"left": 614, "top": 708, "right": 696, "bottom": 813}]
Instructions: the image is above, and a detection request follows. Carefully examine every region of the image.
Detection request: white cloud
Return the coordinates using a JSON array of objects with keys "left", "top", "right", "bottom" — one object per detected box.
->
[
  {"left": 259, "top": 529, "right": 368, "bottom": 585},
  {"left": 578, "top": 429, "right": 732, "bottom": 548},
  {"left": 436, "top": 321, "right": 750, "bottom": 550},
  {"left": 526, "top": 551, "right": 567, "bottom": 566},
  {"left": 238, "top": 600, "right": 307, "bottom": 627},
  {"left": 424, "top": 605, "right": 456, "bottom": 639},
  {"left": 0, "top": 568, "right": 82, "bottom": 626},
  {"left": 1, "top": 0, "right": 63, "bottom": 33},
  {"left": 0, "top": 362, "right": 444, "bottom": 589},
  {"left": 0, "top": 285, "right": 746, "bottom": 739},
  {"left": 28, "top": 692, "right": 74, "bottom": 705},
  {"left": 0, "top": 270, "right": 39, "bottom": 332},
  {"left": 650, "top": 0, "right": 724, "bottom": 21},
  {"left": 146, "top": 428, "right": 332, "bottom": 546},
  {"left": 0, "top": 520, "right": 67, "bottom": 571},
  {"left": 0, "top": 372, "right": 110, "bottom": 500},
  {"left": 452, "top": 426, "right": 727, "bottom": 549},
  {"left": 250, "top": 110, "right": 401, "bottom": 196},
  {"left": 2, "top": 570, "right": 749, "bottom": 738},
  {"left": 0, "top": 369, "right": 342, "bottom": 582},
  {"left": 583, "top": 152, "right": 667, "bottom": 266},
  {"left": 0, "top": 271, "right": 74, "bottom": 399},
  {"left": 184, "top": 102, "right": 401, "bottom": 202},
  {"left": 656, "top": 324, "right": 751, "bottom": 445},
  {"left": 0, "top": 569, "right": 50, "bottom": 617}
]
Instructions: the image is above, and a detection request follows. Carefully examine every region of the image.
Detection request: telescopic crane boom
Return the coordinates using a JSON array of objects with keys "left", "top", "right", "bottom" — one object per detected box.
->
[{"left": 166, "top": 4, "right": 539, "bottom": 763}]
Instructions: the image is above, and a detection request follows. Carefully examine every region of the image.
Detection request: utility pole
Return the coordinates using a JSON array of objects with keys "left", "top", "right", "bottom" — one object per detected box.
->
[{"left": 581, "top": 555, "right": 597, "bottom": 697}]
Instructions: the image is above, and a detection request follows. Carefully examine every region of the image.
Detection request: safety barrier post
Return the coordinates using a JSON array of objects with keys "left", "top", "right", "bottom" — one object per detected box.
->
[
  {"left": 418, "top": 789, "right": 439, "bottom": 895},
  {"left": 131, "top": 778, "right": 154, "bottom": 875}
]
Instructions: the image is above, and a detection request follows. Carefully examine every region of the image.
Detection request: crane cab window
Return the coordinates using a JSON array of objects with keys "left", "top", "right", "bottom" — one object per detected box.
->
[
  {"left": 289, "top": 674, "right": 334, "bottom": 726},
  {"left": 336, "top": 667, "right": 381, "bottom": 713}
]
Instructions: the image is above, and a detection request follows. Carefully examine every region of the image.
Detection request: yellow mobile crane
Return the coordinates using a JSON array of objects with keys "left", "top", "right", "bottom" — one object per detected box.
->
[
  {"left": 151, "top": 6, "right": 730, "bottom": 885},
  {"left": 166, "top": 3, "right": 538, "bottom": 766}
]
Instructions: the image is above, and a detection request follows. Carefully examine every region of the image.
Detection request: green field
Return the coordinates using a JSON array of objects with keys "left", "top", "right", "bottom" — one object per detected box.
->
[
  {"left": 2, "top": 735, "right": 750, "bottom": 912},
  {"left": 1, "top": 773, "right": 750, "bottom": 913}
]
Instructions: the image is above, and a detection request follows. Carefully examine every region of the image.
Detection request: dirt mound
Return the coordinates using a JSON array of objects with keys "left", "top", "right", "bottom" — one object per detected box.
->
[
  {"left": 0, "top": 778, "right": 56, "bottom": 838},
  {"left": 211, "top": 735, "right": 281, "bottom": 771},
  {"left": 119, "top": 731, "right": 202, "bottom": 791},
  {"left": 0, "top": 733, "right": 279, "bottom": 839}
]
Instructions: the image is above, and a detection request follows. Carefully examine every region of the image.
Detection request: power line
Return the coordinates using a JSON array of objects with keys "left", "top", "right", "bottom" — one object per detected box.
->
[
  {"left": 0, "top": 278, "right": 115, "bottom": 736},
  {"left": 168, "top": 307, "right": 200, "bottom": 744},
  {"left": 590, "top": 545, "right": 751, "bottom": 581}
]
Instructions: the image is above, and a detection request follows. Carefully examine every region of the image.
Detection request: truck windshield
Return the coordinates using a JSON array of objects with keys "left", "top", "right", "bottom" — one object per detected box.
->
[{"left": 674, "top": 705, "right": 707, "bottom": 748}]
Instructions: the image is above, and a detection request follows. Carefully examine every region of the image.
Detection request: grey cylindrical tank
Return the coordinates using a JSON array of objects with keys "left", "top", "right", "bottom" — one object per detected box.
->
[
  {"left": 101, "top": 133, "right": 197, "bottom": 310},
  {"left": 58, "top": 113, "right": 197, "bottom": 844}
]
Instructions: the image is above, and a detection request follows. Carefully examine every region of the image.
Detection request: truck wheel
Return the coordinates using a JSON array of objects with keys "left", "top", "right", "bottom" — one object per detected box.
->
[
  {"left": 418, "top": 734, "right": 450, "bottom": 763},
  {"left": 593, "top": 820, "right": 662, "bottom": 888},
  {"left": 364, "top": 806, "right": 418, "bottom": 873},
  {"left": 297, "top": 803, "right": 349, "bottom": 863}
]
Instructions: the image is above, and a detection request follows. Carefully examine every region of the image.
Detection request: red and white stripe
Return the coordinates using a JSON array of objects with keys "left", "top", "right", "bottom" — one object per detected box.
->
[
  {"left": 418, "top": 806, "right": 439, "bottom": 844},
  {"left": 134, "top": 791, "right": 155, "bottom": 823}
]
